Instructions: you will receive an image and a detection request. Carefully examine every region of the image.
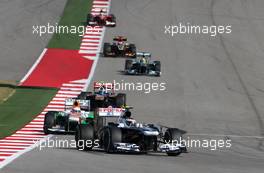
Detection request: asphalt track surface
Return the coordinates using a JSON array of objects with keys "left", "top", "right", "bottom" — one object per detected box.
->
[
  {"left": 2, "top": 0, "right": 264, "bottom": 172},
  {"left": 0, "top": 0, "right": 67, "bottom": 81}
]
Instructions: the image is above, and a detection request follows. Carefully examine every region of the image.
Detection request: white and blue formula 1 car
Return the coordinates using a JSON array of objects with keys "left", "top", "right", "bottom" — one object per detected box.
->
[{"left": 75, "top": 107, "right": 187, "bottom": 156}]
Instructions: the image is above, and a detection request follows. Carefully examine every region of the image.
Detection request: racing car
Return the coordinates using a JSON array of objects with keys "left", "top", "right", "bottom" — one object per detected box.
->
[
  {"left": 43, "top": 99, "right": 94, "bottom": 134},
  {"left": 87, "top": 8, "right": 116, "bottom": 27},
  {"left": 103, "top": 36, "right": 136, "bottom": 58},
  {"left": 75, "top": 107, "right": 187, "bottom": 156},
  {"left": 77, "top": 82, "right": 126, "bottom": 110},
  {"left": 124, "top": 52, "right": 161, "bottom": 77}
]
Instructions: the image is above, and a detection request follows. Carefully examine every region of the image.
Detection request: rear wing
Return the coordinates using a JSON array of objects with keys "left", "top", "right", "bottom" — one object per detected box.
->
[
  {"left": 92, "top": 8, "right": 107, "bottom": 13},
  {"left": 65, "top": 99, "right": 90, "bottom": 111},
  {"left": 94, "top": 82, "right": 114, "bottom": 93},
  {"left": 113, "top": 36, "right": 127, "bottom": 42},
  {"left": 136, "top": 52, "right": 151, "bottom": 58},
  {"left": 97, "top": 107, "right": 124, "bottom": 117}
]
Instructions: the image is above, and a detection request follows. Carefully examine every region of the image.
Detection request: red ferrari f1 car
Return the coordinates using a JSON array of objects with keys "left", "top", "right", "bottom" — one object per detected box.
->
[{"left": 87, "top": 9, "right": 116, "bottom": 27}]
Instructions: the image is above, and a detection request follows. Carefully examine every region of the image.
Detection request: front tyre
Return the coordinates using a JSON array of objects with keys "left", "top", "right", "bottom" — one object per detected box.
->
[
  {"left": 43, "top": 111, "right": 56, "bottom": 134},
  {"left": 164, "top": 128, "right": 184, "bottom": 156},
  {"left": 103, "top": 127, "right": 122, "bottom": 153},
  {"left": 103, "top": 43, "right": 112, "bottom": 57},
  {"left": 75, "top": 124, "right": 94, "bottom": 151}
]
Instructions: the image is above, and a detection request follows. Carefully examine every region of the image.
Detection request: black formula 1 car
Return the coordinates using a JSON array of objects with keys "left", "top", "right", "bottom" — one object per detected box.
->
[
  {"left": 75, "top": 107, "right": 187, "bottom": 156},
  {"left": 87, "top": 9, "right": 116, "bottom": 27},
  {"left": 124, "top": 52, "right": 161, "bottom": 77},
  {"left": 103, "top": 36, "right": 136, "bottom": 58},
  {"left": 77, "top": 82, "right": 126, "bottom": 110}
]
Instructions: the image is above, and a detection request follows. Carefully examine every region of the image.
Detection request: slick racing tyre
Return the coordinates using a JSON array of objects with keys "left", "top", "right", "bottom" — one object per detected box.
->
[
  {"left": 103, "top": 127, "right": 122, "bottom": 153},
  {"left": 103, "top": 43, "right": 112, "bottom": 57},
  {"left": 75, "top": 124, "right": 94, "bottom": 151},
  {"left": 87, "top": 13, "right": 94, "bottom": 25},
  {"left": 153, "top": 61, "right": 161, "bottom": 77},
  {"left": 129, "top": 44, "right": 136, "bottom": 58},
  {"left": 109, "top": 14, "right": 116, "bottom": 27},
  {"left": 164, "top": 128, "right": 183, "bottom": 156},
  {"left": 43, "top": 111, "right": 56, "bottom": 134},
  {"left": 115, "top": 93, "right": 126, "bottom": 107},
  {"left": 125, "top": 59, "right": 133, "bottom": 71},
  {"left": 77, "top": 92, "right": 88, "bottom": 99}
]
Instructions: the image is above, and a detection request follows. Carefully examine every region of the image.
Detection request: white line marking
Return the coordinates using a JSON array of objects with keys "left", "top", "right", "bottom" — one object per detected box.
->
[
  {"left": 82, "top": 56, "right": 98, "bottom": 61},
  {"left": 83, "top": 35, "right": 102, "bottom": 38},
  {"left": 20, "top": 128, "right": 43, "bottom": 131},
  {"left": 52, "top": 98, "right": 67, "bottom": 101},
  {"left": 28, "top": 122, "right": 44, "bottom": 125},
  {"left": 62, "top": 83, "right": 85, "bottom": 87},
  {"left": 46, "top": 105, "right": 65, "bottom": 108},
  {"left": 0, "top": 143, "right": 31, "bottom": 146},
  {"left": 0, "top": 140, "right": 34, "bottom": 143},
  {"left": 49, "top": 101, "right": 65, "bottom": 104},
  {"left": 60, "top": 88, "right": 83, "bottom": 91},
  {"left": 81, "top": 41, "right": 99, "bottom": 44},
  {"left": 24, "top": 125, "right": 43, "bottom": 128},
  {"left": 55, "top": 94, "right": 78, "bottom": 98},
  {"left": 57, "top": 91, "right": 81, "bottom": 95},
  {"left": 93, "top": 5, "right": 109, "bottom": 8},
  {"left": 19, "top": 48, "right": 47, "bottom": 83},
  {"left": 93, "top": 1, "right": 110, "bottom": 4},
  {"left": 81, "top": 42, "right": 98, "bottom": 46}
]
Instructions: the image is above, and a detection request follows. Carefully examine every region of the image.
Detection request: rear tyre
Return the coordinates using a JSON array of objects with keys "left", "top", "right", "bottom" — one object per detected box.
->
[
  {"left": 109, "top": 14, "right": 116, "bottom": 27},
  {"left": 75, "top": 124, "right": 94, "bottom": 151},
  {"left": 78, "top": 92, "right": 88, "bottom": 99},
  {"left": 43, "top": 111, "right": 56, "bottom": 134},
  {"left": 103, "top": 127, "right": 122, "bottom": 153},
  {"left": 129, "top": 44, "right": 137, "bottom": 58},
  {"left": 115, "top": 93, "right": 126, "bottom": 107},
  {"left": 103, "top": 43, "right": 112, "bottom": 57},
  {"left": 153, "top": 61, "right": 161, "bottom": 76}
]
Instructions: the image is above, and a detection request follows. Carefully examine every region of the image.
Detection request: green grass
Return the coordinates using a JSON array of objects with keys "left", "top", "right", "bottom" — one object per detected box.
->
[
  {"left": 0, "top": 88, "right": 57, "bottom": 139},
  {"left": 0, "top": 81, "right": 17, "bottom": 103},
  {"left": 47, "top": 0, "right": 93, "bottom": 50}
]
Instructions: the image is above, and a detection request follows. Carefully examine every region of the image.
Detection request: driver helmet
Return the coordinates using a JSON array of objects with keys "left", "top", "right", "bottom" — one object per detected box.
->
[
  {"left": 98, "top": 86, "right": 107, "bottom": 95},
  {"left": 99, "top": 9, "right": 104, "bottom": 15},
  {"left": 123, "top": 110, "right": 131, "bottom": 119},
  {"left": 140, "top": 57, "right": 146, "bottom": 64}
]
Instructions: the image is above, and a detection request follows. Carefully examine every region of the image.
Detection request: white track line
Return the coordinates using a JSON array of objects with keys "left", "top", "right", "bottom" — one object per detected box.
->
[{"left": 20, "top": 48, "right": 47, "bottom": 84}]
